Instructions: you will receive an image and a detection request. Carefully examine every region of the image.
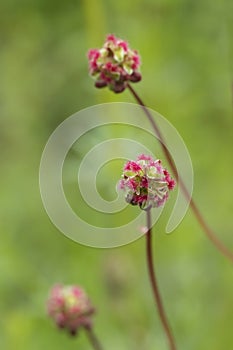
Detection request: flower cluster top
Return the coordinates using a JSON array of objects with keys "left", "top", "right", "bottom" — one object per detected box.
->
[
  {"left": 88, "top": 34, "right": 141, "bottom": 93},
  {"left": 47, "top": 284, "right": 95, "bottom": 336},
  {"left": 119, "top": 154, "right": 175, "bottom": 210}
]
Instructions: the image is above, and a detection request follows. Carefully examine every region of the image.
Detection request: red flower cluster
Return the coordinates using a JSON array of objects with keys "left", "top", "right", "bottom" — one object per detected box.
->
[
  {"left": 119, "top": 154, "right": 175, "bottom": 209},
  {"left": 47, "top": 284, "right": 95, "bottom": 336},
  {"left": 88, "top": 34, "right": 141, "bottom": 93}
]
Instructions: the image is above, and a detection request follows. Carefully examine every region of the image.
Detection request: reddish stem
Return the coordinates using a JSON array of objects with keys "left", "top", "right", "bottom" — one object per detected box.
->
[
  {"left": 84, "top": 326, "right": 104, "bottom": 350},
  {"left": 127, "top": 83, "right": 233, "bottom": 264},
  {"left": 146, "top": 210, "right": 177, "bottom": 350}
]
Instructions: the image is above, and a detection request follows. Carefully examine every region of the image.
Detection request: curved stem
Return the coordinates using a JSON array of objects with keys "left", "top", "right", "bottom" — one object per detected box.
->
[
  {"left": 127, "top": 83, "right": 233, "bottom": 264},
  {"left": 84, "top": 326, "right": 104, "bottom": 350},
  {"left": 146, "top": 210, "right": 177, "bottom": 350}
]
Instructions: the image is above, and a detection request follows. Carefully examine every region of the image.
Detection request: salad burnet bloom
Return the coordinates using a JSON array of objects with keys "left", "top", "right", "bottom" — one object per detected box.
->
[
  {"left": 119, "top": 154, "right": 175, "bottom": 210},
  {"left": 88, "top": 34, "right": 141, "bottom": 93},
  {"left": 47, "top": 284, "right": 95, "bottom": 336}
]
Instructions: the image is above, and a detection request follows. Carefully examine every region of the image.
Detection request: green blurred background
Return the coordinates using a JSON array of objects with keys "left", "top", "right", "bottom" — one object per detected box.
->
[{"left": 1, "top": 0, "right": 233, "bottom": 349}]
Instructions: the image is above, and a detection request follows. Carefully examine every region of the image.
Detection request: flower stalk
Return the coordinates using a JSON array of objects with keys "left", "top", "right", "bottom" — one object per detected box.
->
[
  {"left": 146, "top": 209, "right": 177, "bottom": 350},
  {"left": 84, "top": 326, "right": 104, "bottom": 350},
  {"left": 127, "top": 82, "right": 233, "bottom": 264},
  {"left": 119, "top": 155, "right": 176, "bottom": 349}
]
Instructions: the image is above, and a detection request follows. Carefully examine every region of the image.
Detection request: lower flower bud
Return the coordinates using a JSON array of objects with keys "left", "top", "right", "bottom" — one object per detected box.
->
[{"left": 47, "top": 284, "right": 95, "bottom": 336}]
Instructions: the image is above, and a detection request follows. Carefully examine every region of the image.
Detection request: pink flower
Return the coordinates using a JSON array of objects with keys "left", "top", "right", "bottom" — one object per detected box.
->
[
  {"left": 87, "top": 34, "right": 141, "bottom": 93},
  {"left": 137, "top": 154, "right": 154, "bottom": 162},
  {"left": 119, "top": 154, "right": 176, "bottom": 209},
  {"left": 163, "top": 169, "right": 176, "bottom": 190},
  {"left": 124, "top": 160, "right": 142, "bottom": 173},
  {"left": 47, "top": 284, "right": 95, "bottom": 336}
]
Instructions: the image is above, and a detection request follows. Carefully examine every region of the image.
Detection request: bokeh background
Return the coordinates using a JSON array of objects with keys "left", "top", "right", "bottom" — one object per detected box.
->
[{"left": 1, "top": 0, "right": 233, "bottom": 349}]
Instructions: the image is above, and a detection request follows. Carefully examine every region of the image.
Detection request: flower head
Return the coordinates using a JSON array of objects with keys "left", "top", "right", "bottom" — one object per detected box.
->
[
  {"left": 87, "top": 34, "right": 141, "bottom": 93},
  {"left": 47, "top": 284, "right": 95, "bottom": 336},
  {"left": 119, "top": 154, "right": 175, "bottom": 210}
]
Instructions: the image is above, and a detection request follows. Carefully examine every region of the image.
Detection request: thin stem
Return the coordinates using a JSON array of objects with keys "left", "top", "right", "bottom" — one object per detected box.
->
[
  {"left": 127, "top": 83, "right": 233, "bottom": 264},
  {"left": 84, "top": 326, "right": 104, "bottom": 350},
  {"left": 146, "top": 210, "right": 177, "bottom": 350}
]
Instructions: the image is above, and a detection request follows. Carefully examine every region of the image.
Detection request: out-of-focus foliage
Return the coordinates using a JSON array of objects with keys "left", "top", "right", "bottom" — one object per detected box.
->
[{"left": 0, "top": 0, "right": 232, "bottom": 349}]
